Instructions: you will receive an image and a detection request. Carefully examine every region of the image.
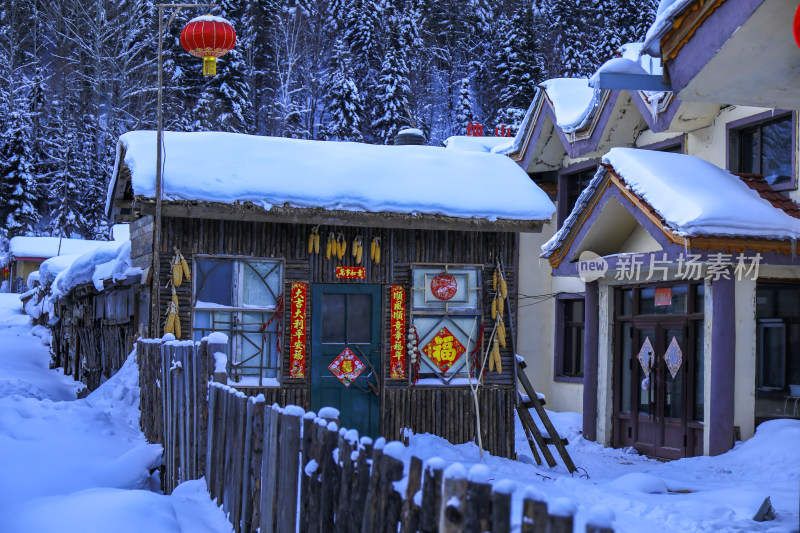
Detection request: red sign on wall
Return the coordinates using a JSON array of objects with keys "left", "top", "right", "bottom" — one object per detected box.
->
[
  {"left": 389, "top": 285, "right": 406, "bottom": 379},
  {"left": 654, "top": 288, "right": 672, "bottom": 307},
  {"left": 335, "top": 266, "right": 366, "bottom": 279},
  {"left": 289, "top": 283, "right": 307, "bottom": 378}
]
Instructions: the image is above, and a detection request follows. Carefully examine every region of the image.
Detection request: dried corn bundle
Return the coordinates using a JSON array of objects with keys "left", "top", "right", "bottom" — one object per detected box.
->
[
  {"left": 164, "top": 301, "right": 177, "bottom": 335},
  {"left": 497, "top": 318, "right": 506, "bottom": 348},
  {"left": 355, "top": 237, "right": 364, "bottom": 264},
  {"left": 326, "top": 233, "right": 334, "bottom": 260},
  {"left": 371, "top": 237, "right": 381, "bottom": 265}
]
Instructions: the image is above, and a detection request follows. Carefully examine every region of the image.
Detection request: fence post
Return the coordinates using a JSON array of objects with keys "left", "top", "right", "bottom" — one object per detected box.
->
[
  {"left": 419, "top": 460, "right": 444, "bottom": 533},
  {"left": 376, "top": 444, "right": 405, "bottom": 533},
  {"left": 360, "top": 438, "right": 386, "bottom": 533},
  {"left": 276, "top": 407, "right": 302, "bottom": 533},
  {"left": 491, "top": 482, "right": 514, "bottom": 533},
  {"left": 205, "top": 383, "right": 218, "bottom": 501},
  {"left": 400, "top": 456, "right": 423, "bottom": 533},
  {"left": 547, "top": 498, "right": 576, "bottom": 533},
  {"left": 208, "top": 335, "right": 227, "bottom": 384},
  {"left": 349, "top": 437, "right": 372, "bottom": 533},
  {"left": 262, "top": 405, "right": 283, "bottom": 533},
  {"left": 318, "top": 421, "right": 339, "bottom": 531},
  {"left": 463, "top": 465, "right": 491, "bottom": 533},
  {"left": 335, "top": 430, "right": 357, "bottom": 533},
  {"left": 585, "top": 507, "right": 615, "bottom": 533},
  {"left": 440, "top": 463, "right": 468, "bottom": 533},
  {"left": 299, "top": 412, "right": 316, "bottom": 532}
]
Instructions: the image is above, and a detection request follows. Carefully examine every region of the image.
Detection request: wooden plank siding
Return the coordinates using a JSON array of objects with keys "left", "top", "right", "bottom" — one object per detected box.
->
[{"left": 145, "top": 215, "right": 519, "bottom": 457}]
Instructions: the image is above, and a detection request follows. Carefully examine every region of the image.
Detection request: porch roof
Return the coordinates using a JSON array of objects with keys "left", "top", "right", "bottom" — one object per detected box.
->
[
  {"left": 542, "top": 148, "right": 800, "bottom": 264},
  {"left": 107, "top": 131, "right": 555, "bottom": 229}
]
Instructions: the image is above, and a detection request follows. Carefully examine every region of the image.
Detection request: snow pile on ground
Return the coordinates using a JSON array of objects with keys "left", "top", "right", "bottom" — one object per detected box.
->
[
  {"left": 111, "top": 131, "right": 555, "bottom": 222},
  {"left": 399, "top": 408, "right": 799, "bottom": 532},
  {"left": 0, "top": 294, "right": 232, "bottom": 533},
  {"left": 50, "top": 239, "right": 141, "bottom": 298},
  {"left": 604, "top": 147, "right": 800, "bottom": 240}
]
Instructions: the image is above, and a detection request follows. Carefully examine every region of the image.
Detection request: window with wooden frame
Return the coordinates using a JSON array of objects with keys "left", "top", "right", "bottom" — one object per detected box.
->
[
  {"left": 192, "top": 257, "right": 283, "bottom": 386},
  {"left": 730, "top": 112, "right": 795, "bottom": 191},
  {"left": 410, "top": 264, "right": 482, "bottom": 384},
  {"left": 557, "top": 161, "right": 598, "bottom": 228},
  {"left": 755, "top": 282, "right": 800, "bottom": 423},
  {"left": 555, "top": 296, "right": 584, "bottom": 381}
]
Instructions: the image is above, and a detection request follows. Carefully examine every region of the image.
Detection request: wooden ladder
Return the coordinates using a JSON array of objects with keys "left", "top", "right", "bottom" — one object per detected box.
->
[
  {"left": 494, "top": 256, "right": 576, "bottom": 474},
  {"left": 514, "top": 357, "right": 577, "bottom": 473}
]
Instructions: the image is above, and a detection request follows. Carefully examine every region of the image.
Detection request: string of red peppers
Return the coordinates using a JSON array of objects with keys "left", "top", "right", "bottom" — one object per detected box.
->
[{"left": 259, "top": 292, "right": 284, "bottom": 357}]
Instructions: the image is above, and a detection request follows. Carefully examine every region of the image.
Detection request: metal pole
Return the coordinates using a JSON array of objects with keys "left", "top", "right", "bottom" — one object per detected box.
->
[
  {"left": 152, "top": 3, "right": 217, "bottom": 338},
  {"left": 153, "top": 4, "right": 164, "bottom": 338}
]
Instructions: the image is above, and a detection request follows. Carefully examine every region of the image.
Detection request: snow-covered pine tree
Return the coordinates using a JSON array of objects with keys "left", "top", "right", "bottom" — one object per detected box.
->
[
  {"left": 492, "top": 3, "right": 543, "bottom": 127},
  {"left": 324, "top": 39, "right": 364, "bottom": 142},
  {"left": 591, "top": 0, "right": 623, "bottom": 66},
  {"left": 47, "top": 134, "right": 84, "bottom": 238},
  {"left": 371, "top": 30, "right": 412, "bottom": 144},
  {"left": 244, "top": 0, "right": 281, "bottom": 135},
  {"left": 550, "top": 0, "right": 592, "bottom": 78},
  {"left": 0, "top": 111, "right": 39, "bottom": 237},
  {"left": 193, "top": 1, "right": 254, "bottom": 133},
  {"left": 454, "top": 76, "right": 475, "bottom": 135}
]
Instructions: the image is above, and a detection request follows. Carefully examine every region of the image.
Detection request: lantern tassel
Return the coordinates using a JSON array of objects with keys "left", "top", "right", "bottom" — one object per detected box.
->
[{"left": 203, "top": 56, "right": 217, "bottom": 77}]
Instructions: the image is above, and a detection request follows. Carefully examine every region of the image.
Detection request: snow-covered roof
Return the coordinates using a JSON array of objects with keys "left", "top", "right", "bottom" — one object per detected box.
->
[
  {"left": 49, "top": 240, "right": 142, "bottom": 298},
  {"left": 540, "top": 78, "right": 601, "bottom": 133},
  {"left": 642, "top": 0, "right": 695, "bottom": 56},
  {"left": 109, "top": 131, "right": 555, "bottom": 223},
  {"left": 542, "top": 148, "right": 800, "bottom": 256},
  {"left": 443, "top": 136, "right": 513, "bottom": 154},
  {"left": 9, "top": 237, "right": 109, "bottom": 260}
]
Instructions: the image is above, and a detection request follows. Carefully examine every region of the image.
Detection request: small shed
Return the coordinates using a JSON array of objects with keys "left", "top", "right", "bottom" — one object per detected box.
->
[
  {"left": 3, "top": 237, "right": 108, "bottom": 293},
  {"left": 107, "top": 131, "right": 554, "bottom": 457}
]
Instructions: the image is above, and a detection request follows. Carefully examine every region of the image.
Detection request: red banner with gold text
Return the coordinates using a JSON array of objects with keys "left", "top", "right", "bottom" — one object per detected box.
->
[
  {"left": 289, "top": 283, "right": 307, "bottom": 378},
  {"left": 389, "top": 285, "right": 406, "bottom": 379}
]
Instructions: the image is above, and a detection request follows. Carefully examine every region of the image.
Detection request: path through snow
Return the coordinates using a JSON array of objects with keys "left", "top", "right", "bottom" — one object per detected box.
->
[{"left": 0, "top": 294, "right": 231, "bottom": 533}]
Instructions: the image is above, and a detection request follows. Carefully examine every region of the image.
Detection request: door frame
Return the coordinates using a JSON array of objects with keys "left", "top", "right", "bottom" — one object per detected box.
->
[
  {"left": 310, "top": 283, "right": 383, "bottom": 437},
  {"left": 612, "top": 282, "right": 705, "bottom": 458}
]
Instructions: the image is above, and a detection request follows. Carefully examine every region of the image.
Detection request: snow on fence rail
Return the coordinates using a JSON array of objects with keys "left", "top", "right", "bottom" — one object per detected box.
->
[{"left": 136, "top": 337, "right": 615, "bottom": 533}]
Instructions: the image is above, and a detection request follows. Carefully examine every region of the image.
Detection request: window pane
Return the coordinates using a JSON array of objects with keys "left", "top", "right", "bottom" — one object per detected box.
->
[
  {"left": 564, "top": 299, "right": 584, "bottom": 322},
  {"left": 620, "top": 289, "right": 633, "bottom": 316},
  {"left": 777, "top": 288, "right": 800, "bottom": 318},
  {"left": 321, "top": 294, "right": 346, "bottom": 343},
  {"left": 759, "top": 324, "right": 785, "bottom": 388},
  {"left": 761, "top": 117, "right": 792, "bottom": 186},
  {"left": 347, "top": 293, "right": 372, "bottom": 344},
  {"left": 694, "top": 284, "right": 705, "bottom": 314},
  {"left": 638, "top": 329, "right": 654, "bottom": 414},
  {"left": 739, "top": 128, "right": 758, "bottom": 175},
  {"left": 694, "top": 320, "right": 704, "bottom": 421},
  {"left": 242, "top": 261, "right": 281, "bottom": 308},
  {"left": 238, "top": 311, "right": 279, "bottom": 379},
  {"left": 620, "top": 323, "right": 631, "bottom": 413},
  {"left": 195, "top": 259, "right": 233, "bottom": 306}
]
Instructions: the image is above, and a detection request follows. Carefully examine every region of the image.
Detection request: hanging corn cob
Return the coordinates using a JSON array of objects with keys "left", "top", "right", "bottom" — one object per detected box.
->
[
  {"left": 491, "top": 298, "right": 497, "bottom": 320},
  {"left": 493, "top": 269, "right": 498, "bottom": 292},
  {"left": 352, "top": 235, "right": 359, "bottom": 257},
  {"left": 355, "top": 236, "right": 364, "bottom": 264},
  {"left": 336, "top": 233, "right": 346, "bottom": 259},
  {"left": 496, "top": 317, "right": 506, "bottom": 348},
  {"left": 170, "top": 247, "right": 190, "bottom": 287},
  {"left": 325, "top": 233, "right": 334, "bottom": 260},
  {"left": 371, "top": 237, "right": 381, "bottom": 265},
  {"left": 308, "top": 226, "right": 320, "bottom": 255},
  {"left": 164, "top": 301, "right": 177, "bottom": 335},
  {"left": 496, "top": 293, "right": 504, "bottom": 319},
  {"left": 496, "top": 262, "right": 507, "bottom": 299}
]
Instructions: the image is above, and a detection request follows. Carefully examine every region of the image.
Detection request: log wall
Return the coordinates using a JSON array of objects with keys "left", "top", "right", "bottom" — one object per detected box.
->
[{"left": 133, "top": 215, "right": 521, "bottom": 457}]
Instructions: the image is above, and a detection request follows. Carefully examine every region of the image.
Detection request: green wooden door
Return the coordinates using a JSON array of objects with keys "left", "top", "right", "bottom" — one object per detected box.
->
[{"left": 311, "top": 284, "right": 382, "bottom": 437}]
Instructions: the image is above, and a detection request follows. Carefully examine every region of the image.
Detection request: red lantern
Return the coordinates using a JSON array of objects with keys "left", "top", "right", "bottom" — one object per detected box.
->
[{"left": 180, "top": 15, "right": 236, "bottom": 77}]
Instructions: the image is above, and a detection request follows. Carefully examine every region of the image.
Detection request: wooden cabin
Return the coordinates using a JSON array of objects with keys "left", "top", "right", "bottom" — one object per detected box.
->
[{"left": 107, "top": 130, "right": 555, "bottom": 457}]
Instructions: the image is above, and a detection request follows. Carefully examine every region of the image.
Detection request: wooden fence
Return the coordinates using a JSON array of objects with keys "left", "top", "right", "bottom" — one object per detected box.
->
[{"left": 137, "top": 338, "right": 615, "bottom": 533}]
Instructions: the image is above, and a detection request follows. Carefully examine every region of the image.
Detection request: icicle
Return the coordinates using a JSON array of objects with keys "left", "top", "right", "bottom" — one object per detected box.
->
[{"left": 792, "top": 237, "right": 796, "bottom": 261}]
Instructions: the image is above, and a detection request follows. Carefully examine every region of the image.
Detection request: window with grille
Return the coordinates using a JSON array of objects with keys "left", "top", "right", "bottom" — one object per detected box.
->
[
  {"left": 411, "top": 265, "right": 482, "bottom": 384},
  {"left": 192, "top": 257, "right": 283, "bottom": 386}
]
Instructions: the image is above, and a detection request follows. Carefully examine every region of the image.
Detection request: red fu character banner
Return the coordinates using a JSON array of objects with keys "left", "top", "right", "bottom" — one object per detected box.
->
[
  {"left": 389, "top": 285, "right": 406, "bottom": 379},
  {"left": 289, "top": 283, "right": 307, "bottom": 378}
]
